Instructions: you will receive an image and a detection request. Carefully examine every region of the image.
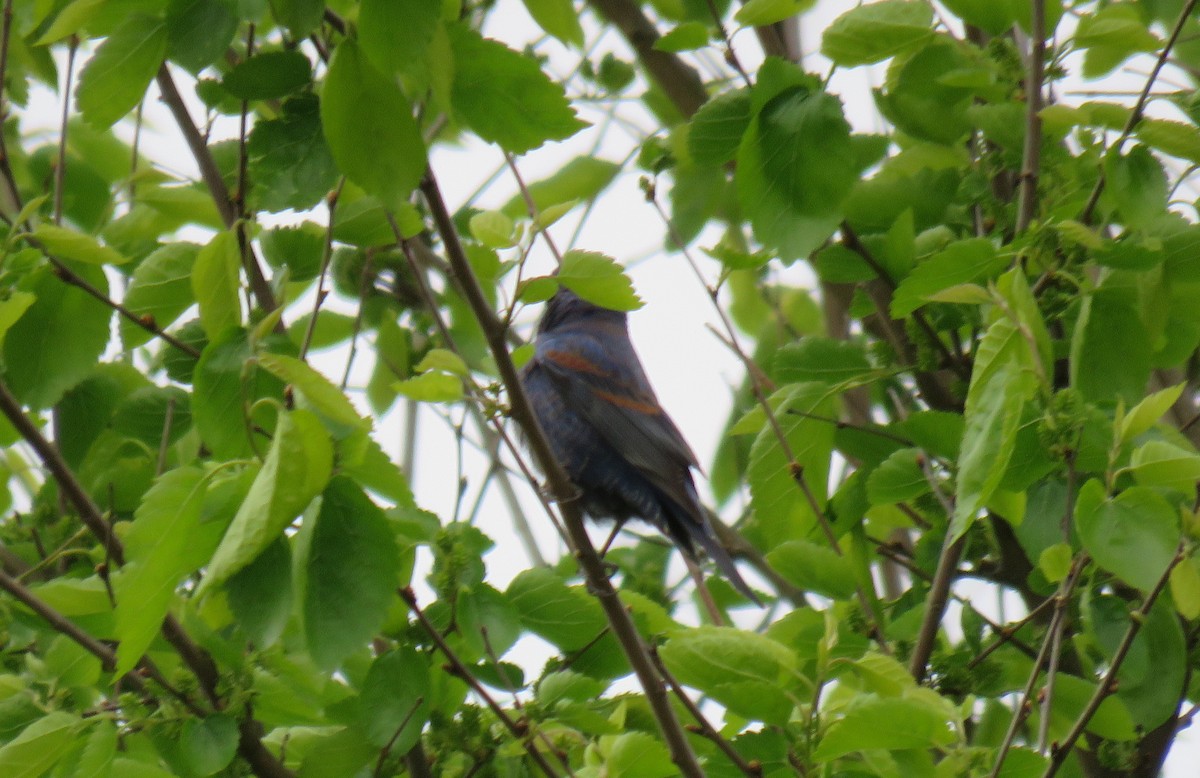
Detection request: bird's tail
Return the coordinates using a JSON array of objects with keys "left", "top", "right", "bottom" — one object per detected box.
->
[
  {"left": 661, "top": 496, "right": 762, "bottom": 606},
  {"left": 689, "top": 524, "right": 763, "bottom": 606}
]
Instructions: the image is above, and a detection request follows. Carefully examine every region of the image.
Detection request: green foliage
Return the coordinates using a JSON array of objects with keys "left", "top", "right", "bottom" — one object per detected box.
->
[{"left": 1, "top": 2, "right": 1200, "bottom": 777}]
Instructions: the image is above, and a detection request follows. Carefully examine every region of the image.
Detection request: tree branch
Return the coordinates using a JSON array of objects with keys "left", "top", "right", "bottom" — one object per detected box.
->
[
  {"left": 154, "top": 65, "right": 280, "bottom": 319},
  {"left": 418, "top": 171, "right": 705, "bottom": 777},
  {"left": 0, "top": 380, "right": 293, "bottom": 778},
  {"left": 1014, "top": 0, "right": 1045, "bottom": 234},
  {"left": 585, "top": 0, "right": 708, "bottom": 119},
  {"left": 1042, "top": 546, "right": 1186, "bottom": 777}
]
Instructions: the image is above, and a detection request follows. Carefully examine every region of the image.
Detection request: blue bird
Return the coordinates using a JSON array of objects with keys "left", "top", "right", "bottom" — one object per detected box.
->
[{"left": 521, "top": 287, "right": 759, "bottom": 604}]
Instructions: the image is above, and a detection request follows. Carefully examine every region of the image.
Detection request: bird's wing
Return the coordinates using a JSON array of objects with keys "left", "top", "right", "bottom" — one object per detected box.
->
[{"left": 534, "top": 328, "right": 700, "bottom": 497}]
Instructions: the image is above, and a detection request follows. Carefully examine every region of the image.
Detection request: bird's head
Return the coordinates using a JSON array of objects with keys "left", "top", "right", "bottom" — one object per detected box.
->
[{"left": 536, "top": 286, "right": 626, "bottom": 334}]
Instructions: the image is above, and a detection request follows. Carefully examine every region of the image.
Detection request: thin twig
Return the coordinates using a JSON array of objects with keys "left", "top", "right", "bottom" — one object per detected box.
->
[
  {"left": 1014, "top": 0, "right": 1045, "bottom": 234},
  {"left": 402, "top": 589, "right": 564, "bottom": 778},
  {"left": 301, "top": 181, "right": 343, "bottom": 361},
  {"left": 373, "top": 697, "right": 424, "bottom": 778},
  {"left": 649, "top": 647, "right": 761, "bottom": 777},
  {"left": 45, "top": 255, "right": 200, "bottom": 357},
  {"left": 988, "top": 557, "right": 1087, "bottom": 778},
  {"left": 648, "top": 192, "right": 887, "bottom": 643},
  {"left": 702, "top": 0, "right": 753, "bottom": 87},
  {"left": 1079, "top": 0, "right": 1200, "bottom": 224},
  {"left": 1042, "top": 545, "right": 1186, "bottom": 778},
  {"left": 53, "top": 37, "right": 77, "bottom": 226},
  {"left": 0, "top": 0, "right": 22, "bottom": 218},
  {"left": 419, "top": 171, "right": 704, "bottom": 777},
  {"left": 154, "top": 65, "right": 280, "bottom": 319},
  {"left": 1037, "top": 456, "right": 1076, "bottom": 753}
]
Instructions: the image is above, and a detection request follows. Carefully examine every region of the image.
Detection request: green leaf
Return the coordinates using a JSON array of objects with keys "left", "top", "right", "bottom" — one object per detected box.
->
[
  {"left": 223, "top": 50, "right": 311, "bottom": 100},
  {"left": 1039, "top": 542, "right": 1073, "bottom": 583},
  {"left": 747, "top": 384, "right": 837, "bottom": 543},
  {"left": 737, "top": 79, "right": 857, "bottom": 259},
  {"left": 256, "top": 353, "right": 368, "bottom": 433},
  {"left": 120, "top": 242, "right": 199, "bottom": 349},
  {"left": 76, "top": 15, "right": 167, "bottom": 128},
  {"left": 192, "top": 230, "right": 242, "bottom": 339},
  {"left": 501, "top": 156, "right": 621, "bottom": 217},
  {"left": 469, "top": 211, "right": 517, "bottom": 248},
  {"left": 1076, "top": 4, "right": 1160, "bottom": 78},
  {"left": 0, "top": 292, "right": 35, "bottom": 354},
  {"left": 0, "top": 712, "right": 81, "bottom": 778},
  {"left": 765, "top": 540, "right": 857, "bottom": 599},
  {"left": 31, "top": 225, "right": 126, "bottom": 265},
  {"left": 557, "top": 251, "right": 642, "bottom": 311},
  {"left": 735, "top": 0, "right": 816, "bottom": 27},
  {"left": 358, "top": 648, "right": 431, "bottom": 751},
  {"left": 225, "top": 537, "right": 292, "bottom": 646},
  {"left": 874, "top": 42, "right": 974, "bottom": 144},
  {"left": 952, "top": 355, "right": 1033, "bottom": 539},
  {"left": 179, "top": 715, "right": 238, "bottom": 776},
  {"left": 321, "top": 39, "right": 427, "bottom": 211},
  {"left": 5, "top": 264, "right": 111, "bottom": 409},
  {"left": 891, "top": 238, "right": 1004, "bottom": 317},
  {"left": 867, "top": 448, "right": 930, "bottom": 505},
  {"left": 1070, "top": 276, "right": 1152, "bottom": 405},
  {"left": 248, "top": 96, "right": 339, "bottom": 214},
  {"left": 414, "top": 348, "right": 468, "bottom": 376},
  {"left": 774, "top": 337, "right": 872, "bottom": 385},
  {"left": 653, "top": 21, "right": 708, "bottom": 53},
  {"left": 506, "top": 568, "right": 606, "bottom": 651},
  {"left": 203, "top": 409, "right": 332, "bottom": 590},
  {"left": 606, "top": 731, "right": 676, "bottom": 778},
  {"left": 43, "top": 635, "right": 101, "bottom": 687},
  {"left": 687, "top": 89, "right": 751, "bottom": 166},
  {"left": 1129, "top": 440, "right": 1200, "bottom": 493},
  {"left": 166, "top": 0, "right": 238, "bottom": 74},
  {"left": 1076, "top": 481, "right": 1179, "bottom": 592},
  {"left": 1136, "top": 118, "right": 1200, "bottom": 164},
  {"left": 269, "top": 0, "right": 324, "bottom": 37},
  {"left": 814, "top": 696, "right": 955, "bottom": 760},
  {"left": 295, "top": 477, "right": 399, "bottom": 669},
  {"left": 113, "top": 467, "right": 207, "bottom": 676},
  {"left": 394, "top": 372, "right": 463, "bottom": 402},
  {"left": 193, "top": 328, "right": 284, "bottom": 459},
  {"left": 522, "top": 0, "right": 585, "bottom": 46},
  {"left": 1104, "top": 144, "right": 1167, "bottom": 230},
  {"left": 447, "top": 24, "right": 587, "bottom": 154},
  {"left": 821, "top": 0, "right": 935, "bottom": 65},
  {"left": 359, "top": 0, "right": 441, "bottom": 77},
  {"left": 659, "top": 626, "right": 798, "bottom": 725},
  {"left": 35, "top": 0, "right": 107, "bottom": 44},
  {"left": 1170, "top": 557, "right": 1200, "bottom": 619}
]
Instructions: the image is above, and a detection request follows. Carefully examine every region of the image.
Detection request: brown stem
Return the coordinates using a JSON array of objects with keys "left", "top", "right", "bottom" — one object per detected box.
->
[
  {"left": 585, "top": 0, "right": 708, "bottom": 118},
  {"left": 53, "top": 37, "right": 77, "bottom": 226},
  {"left": 1014, "top": 0, "right": 1045, "bottom": 234},
  {"left": 403, "top": 589, "right": 564, "bottom": 778},
  {"left": 909, "top": 534, "right": 966, "bottom": 683},
  {"left": 45, "top": 255, "right": 200, "bottom": 357},
  {"left": 154, "top": 65, "right": 279, "bottom": 319},
  {"left": 419, "top": 171, "right": 704, "bottom": 777},
  {"left": 300, "top": 181, "right": 343, "bottom": 361},
  {"left": 650, "top": 647, "right": 761, "bottom": 777},
  {"left": 1042, "top": 546, "right": 1186, "bottom": 777}
]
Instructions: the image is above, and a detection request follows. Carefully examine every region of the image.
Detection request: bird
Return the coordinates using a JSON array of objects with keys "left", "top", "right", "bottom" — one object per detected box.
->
[{"left": 521, "top": 286, "right": 759, "bottom": 604}]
